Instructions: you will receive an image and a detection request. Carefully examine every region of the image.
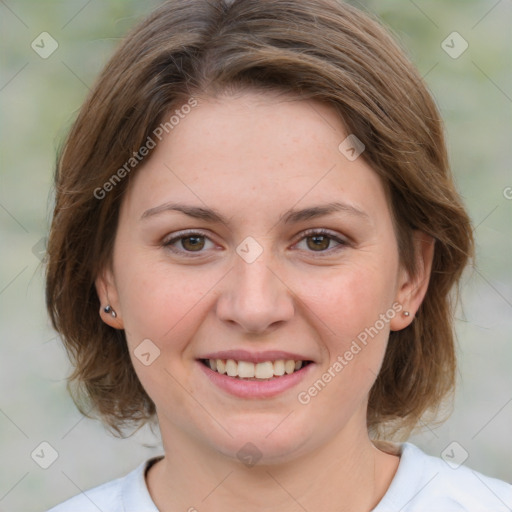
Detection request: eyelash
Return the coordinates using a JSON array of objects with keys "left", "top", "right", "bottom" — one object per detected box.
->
[{"left": 162, "top": 228, "right": 348, "bottom": 257}]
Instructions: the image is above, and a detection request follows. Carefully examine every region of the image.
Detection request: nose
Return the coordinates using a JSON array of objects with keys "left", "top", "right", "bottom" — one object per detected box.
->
[{"left": 215, "top": 253, "right": 295, "bottom": 334}]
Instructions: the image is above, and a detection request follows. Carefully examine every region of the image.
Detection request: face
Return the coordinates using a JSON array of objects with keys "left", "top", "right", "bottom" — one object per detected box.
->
[{"left": 97, "top": 91, "right": 429, "bottom": 463}]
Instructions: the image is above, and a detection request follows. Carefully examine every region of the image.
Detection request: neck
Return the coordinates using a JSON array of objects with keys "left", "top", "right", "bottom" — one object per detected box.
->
[{"left": 146, "top": 418, "right": 400, "bottom": 512}]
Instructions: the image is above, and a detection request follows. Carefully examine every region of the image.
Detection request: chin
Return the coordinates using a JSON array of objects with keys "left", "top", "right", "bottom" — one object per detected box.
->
[{"left": 203, "top": 414, "right": 315, "bottom": 466}]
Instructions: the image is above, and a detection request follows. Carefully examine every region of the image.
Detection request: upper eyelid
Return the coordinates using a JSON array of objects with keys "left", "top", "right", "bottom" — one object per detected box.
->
[
  {"left": 163, "top": 228, "right": 211, "bottom": 241},
  {"left": 298, "top": 227, "right": 346, "bottom": 240}
]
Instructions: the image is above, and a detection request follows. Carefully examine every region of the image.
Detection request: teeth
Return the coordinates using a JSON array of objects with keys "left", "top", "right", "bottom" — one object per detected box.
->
[
  {"left": 284, "top": 360, "right": 295, "bottom": 374},
  {"left": 206, "top": 358, "right": 307, "bottom": 379},
  {"left": 216, "top": 359, "right": 226, "bottom": 374},
  {"left": 274, "top": 360, "right": 285, "bottom": 376},
  {"left": 238, "top": 360, "right": 255, "bottom": 378},
  {"left": 226, "top": 359, "right": 237, "bottom": 377},
  {"left": 255, "top": 361, "right": 274, "bottom": 379}
]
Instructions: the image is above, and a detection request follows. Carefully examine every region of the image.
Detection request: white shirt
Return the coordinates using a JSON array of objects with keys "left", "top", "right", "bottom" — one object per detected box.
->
[{"left": 47, "top": 442, "right": 512, "bottom": 511}]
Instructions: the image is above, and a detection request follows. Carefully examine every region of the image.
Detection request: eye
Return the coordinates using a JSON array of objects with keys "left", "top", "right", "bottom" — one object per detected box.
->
[
  {"left": 162, "top": 228, "right": 347, "bottom": 257},
  {"left": 294, "top": 228, "right": 347, "bottom": 254},
  {"left": 163, "top": 230, "right": 216, "bottom": 255}
]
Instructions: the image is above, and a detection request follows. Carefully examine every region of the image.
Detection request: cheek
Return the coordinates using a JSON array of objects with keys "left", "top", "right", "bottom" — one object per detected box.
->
[
  {"left": 292, "top": 252, "right": 399, "bottom": 406},
  {"left": 292, "top": 270, "right": 396, "bottom": 427},
  {"left": 113, "top": 255, "right": 213, "bottom": 407},
  {"left": 114, "top": 249, "right": 221, "bottom": 353},
  {"left": 297, "top": 257, "right": 399, "bottom": 344}
]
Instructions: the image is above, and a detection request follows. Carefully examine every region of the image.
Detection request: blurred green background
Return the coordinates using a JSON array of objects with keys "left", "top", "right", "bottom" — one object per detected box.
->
[{"left": 0, "top": 0, "right": 510, "bottom": 510}]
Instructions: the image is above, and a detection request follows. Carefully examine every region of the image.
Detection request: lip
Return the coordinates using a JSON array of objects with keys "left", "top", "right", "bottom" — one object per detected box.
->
[
  {"left": 197, "top": 359, "right": 315, "bottom": 399},
  {"left": 198, "top": 349, "right": 314, "bottom": 364}
]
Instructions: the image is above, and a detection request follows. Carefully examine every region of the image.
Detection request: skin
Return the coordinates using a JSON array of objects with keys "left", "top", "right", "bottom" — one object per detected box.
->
[{"left": 96, "top": 90, "right": 434, "bottom": 511}]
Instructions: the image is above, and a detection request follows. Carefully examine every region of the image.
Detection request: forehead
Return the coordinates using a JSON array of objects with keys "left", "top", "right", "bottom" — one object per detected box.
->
[{"left": 121, "top": 91, "right": 389, "bottom": 224}]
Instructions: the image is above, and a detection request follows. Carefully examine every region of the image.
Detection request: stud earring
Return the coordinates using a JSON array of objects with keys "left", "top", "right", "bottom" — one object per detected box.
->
[
  {"left": 403, "top": 311, "right": 410, "bottom": 317},
  {"left": 103, "top": 305, "right": 117, "bottom": 318}
]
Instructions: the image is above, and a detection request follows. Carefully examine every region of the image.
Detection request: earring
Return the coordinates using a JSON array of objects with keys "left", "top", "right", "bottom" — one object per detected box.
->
[
  {"left": 403, "top": 311, "right": 410, "bottom": 317},
  {"left": 103, "top": 305, "right": 117, "bottom": 318}
]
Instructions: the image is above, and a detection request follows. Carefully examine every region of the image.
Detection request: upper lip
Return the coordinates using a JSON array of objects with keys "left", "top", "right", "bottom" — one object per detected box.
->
[{"left": 198, "top": 350, "right": 314, "bottom": 364}]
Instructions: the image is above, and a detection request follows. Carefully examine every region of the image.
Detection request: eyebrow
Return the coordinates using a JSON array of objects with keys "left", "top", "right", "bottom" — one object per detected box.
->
[{"left": 140, "top": 201, "right": 370, "bottom": 225}]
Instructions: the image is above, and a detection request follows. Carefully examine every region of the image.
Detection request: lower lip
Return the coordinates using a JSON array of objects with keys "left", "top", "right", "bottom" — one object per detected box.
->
[{"left": 197, "top": 361, "right": 315, "bottom": 399}]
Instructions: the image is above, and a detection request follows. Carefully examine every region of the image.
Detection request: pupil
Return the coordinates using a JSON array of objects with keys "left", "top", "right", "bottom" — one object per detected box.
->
[
  {"left": 308, "top": 235, "right": 329, "bottom": 251},
  {"left": 183, "top": 236, "right": 204, "bottom": 251}
]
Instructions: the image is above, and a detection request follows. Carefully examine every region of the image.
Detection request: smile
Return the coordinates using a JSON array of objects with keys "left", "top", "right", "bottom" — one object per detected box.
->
[
  {"left": 197, "top": 356, "right": 315, "bottom": 399},
  {"left": 200, "top": 358, "right": 312, "bottom": 380}
]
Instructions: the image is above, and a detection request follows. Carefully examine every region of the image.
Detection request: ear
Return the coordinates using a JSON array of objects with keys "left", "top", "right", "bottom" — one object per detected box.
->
[
  {"left": 95, "top": 264, "right": 124, "bottom": 330},
  {"left": 390, "top": 231, "right": 435, "bottom": 331}
]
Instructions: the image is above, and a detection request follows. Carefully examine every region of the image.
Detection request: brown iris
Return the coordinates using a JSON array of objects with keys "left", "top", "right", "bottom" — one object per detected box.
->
[
  {"left": 307, "top": 234, "right": 330, "bottom": 251},
  {"left": 181, "top": 235, "right": 205, "bottom": 251}
]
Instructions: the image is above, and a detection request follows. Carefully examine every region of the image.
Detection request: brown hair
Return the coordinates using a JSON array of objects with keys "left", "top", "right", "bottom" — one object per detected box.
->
[{"left": 46, "top": 0, "right": 474, "bottom": 437}]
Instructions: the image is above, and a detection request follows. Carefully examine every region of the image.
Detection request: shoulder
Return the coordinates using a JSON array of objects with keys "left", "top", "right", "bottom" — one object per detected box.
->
[
  {"left": 46, "top": 476, "right": 123, "bottom": 512},
  {"left": 46, "top": 457, "right": 161, "bottom": 512},
  {"left": 375, "top": 442, "right": 512, "bottom": 512}
]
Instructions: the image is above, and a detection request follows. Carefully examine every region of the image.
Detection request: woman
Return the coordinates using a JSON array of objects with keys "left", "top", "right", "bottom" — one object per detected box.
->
[{"left": 45, "top": 0, "right": 511, "bottom": 510}]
